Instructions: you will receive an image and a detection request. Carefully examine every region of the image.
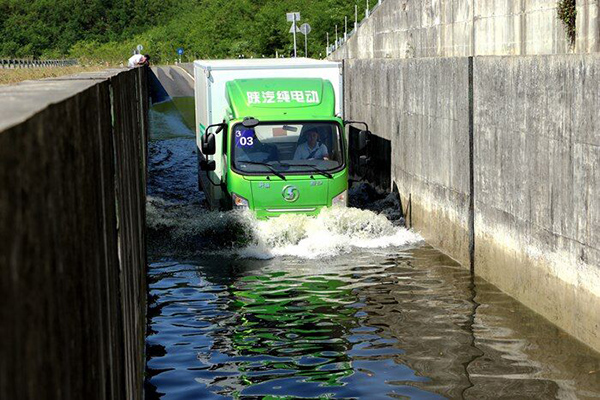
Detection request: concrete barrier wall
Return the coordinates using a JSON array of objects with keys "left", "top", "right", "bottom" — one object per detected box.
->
[
  {"left": 0, "top": 68, "right": 148, "bottom": 399},
  {"left": 474, "top": 54, "right": 600, "bottom": 352},
  {"left": 341, "top": 54, "right": 600, "bottom": 352},
  {"left": 333, "top": 0, "right": 599, "bottom": 59},
  {"left": 334, "top": 0, "right": 600, "bottom": 354},
  {"left": 345, "top": 58, "right": 472, "bottom": 267}
]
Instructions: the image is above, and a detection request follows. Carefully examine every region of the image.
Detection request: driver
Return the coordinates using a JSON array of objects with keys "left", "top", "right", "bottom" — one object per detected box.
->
[{"left": 293, "top": 129, "right": 329, "bottom": 160}]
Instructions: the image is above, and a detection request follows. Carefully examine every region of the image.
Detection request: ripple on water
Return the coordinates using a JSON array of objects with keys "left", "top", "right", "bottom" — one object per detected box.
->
[
  {"left": 146, "top": 255, "right": 442, "bottom": 400},
  {"left": 145, "top": 250, "right": 600, "bottom": 400}
]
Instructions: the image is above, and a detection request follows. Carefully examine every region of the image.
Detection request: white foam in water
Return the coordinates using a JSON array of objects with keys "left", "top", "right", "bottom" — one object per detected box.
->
[{"left": 238, "top": 207, "right": 422, "bottom": 259}]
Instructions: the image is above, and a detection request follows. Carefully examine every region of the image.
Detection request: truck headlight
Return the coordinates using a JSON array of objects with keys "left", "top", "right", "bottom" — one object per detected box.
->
[
  {"left": 232, "top": 192, "right": 249, "bottom": 209},
  {"left": 332, "top": 190, "right": 347, "bottom": 207}
]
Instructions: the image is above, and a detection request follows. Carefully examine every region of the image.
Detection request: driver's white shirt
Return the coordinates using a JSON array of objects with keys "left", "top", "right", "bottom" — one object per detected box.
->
[{"left": 294, "top": 142, "right": 328, "bottom": 160}]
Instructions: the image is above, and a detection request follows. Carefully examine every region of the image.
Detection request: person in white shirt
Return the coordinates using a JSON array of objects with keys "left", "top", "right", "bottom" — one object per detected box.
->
[
  {"left": 128, "top": 54, "right": 149, "bottom": 68},
  {"left": 293, "top": 130, "right": 329, "bottom": 160}
]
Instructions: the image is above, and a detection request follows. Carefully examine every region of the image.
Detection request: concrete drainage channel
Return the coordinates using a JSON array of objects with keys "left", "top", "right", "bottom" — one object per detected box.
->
[
  {"left": 329, "top": 0, "right": 600, "bottom": 356},
  {"left": 1, "top": 62, "right": 600, "bottom": 399},
  {"left": 142, "top": 67, "right": 600, "bottom": 399}
]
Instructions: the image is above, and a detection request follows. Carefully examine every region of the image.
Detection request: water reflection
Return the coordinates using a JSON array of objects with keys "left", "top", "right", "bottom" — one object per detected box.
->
[
  {"left": 145, "top": 249, "right": 600, "bottom": 399},
  {"left": 146, "top": 252, "right": 441, "bottom": 399}
]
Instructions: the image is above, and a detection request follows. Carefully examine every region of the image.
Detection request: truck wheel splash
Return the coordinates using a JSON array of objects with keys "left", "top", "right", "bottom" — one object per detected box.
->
[
  {"left": 147, "top": 197, "right": 421, "bottom": 259},
  {"left": 238, "top": 206, "right": 421, "bottom": 259}
]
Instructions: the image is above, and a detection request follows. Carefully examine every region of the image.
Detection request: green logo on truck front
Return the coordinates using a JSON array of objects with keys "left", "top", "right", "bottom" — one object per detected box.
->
[{"left": 282, "top": 185, "right": 300, "bottom": 202}]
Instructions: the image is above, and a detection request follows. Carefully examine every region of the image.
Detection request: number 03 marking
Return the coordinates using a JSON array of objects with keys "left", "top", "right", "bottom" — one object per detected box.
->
[{"left": 239, "top": 137, "right": 254, "bottom": 146}]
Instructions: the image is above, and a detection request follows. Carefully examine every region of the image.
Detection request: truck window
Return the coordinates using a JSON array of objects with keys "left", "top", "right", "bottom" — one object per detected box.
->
[{"left": 231, "top": 122, "right": 344, "bottom": 175}]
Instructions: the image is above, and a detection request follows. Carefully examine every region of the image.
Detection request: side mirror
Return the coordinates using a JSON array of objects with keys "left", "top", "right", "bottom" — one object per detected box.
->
[
  {"left": 358, "top": 130, "right": 371, "bottom": 151},
  {"left": 200, "top": 122, "right": 226, "bottom": 155},
  {"left": 200, "top": 159, "right": 216, "bottom": 171},
  {"left": 359, "top": 155, "right": 370, "bottom": 167},
  {"left": 201, "top": 133, "right": 216, "bottom": 155}
]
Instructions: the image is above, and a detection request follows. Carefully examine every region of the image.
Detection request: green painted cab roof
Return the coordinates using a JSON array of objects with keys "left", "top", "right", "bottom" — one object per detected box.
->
[{"left": 226, "top": 78, "right": 335, "bottom": 120}]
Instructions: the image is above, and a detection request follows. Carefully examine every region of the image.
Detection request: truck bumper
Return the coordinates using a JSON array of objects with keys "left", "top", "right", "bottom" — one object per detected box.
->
[{"left": 253, "top": 206, "right": 326, "bottom": 220}]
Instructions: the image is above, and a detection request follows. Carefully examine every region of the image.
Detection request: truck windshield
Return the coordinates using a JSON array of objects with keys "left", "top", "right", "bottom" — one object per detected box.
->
[{"left": 231, "top": 122, "right": 344, "bottom": 175}]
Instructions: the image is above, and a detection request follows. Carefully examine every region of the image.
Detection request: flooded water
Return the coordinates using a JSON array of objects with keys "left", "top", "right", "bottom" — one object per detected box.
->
[{"left": 145, "top": 97, "right": 600, "bottom": 399}]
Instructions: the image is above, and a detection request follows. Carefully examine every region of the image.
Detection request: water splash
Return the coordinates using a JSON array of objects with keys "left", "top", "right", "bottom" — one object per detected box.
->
[
  {"left": 147, "top": 198, "right": 422, "bottom": 259},
  {"left": 239, "top": 207, "right": 422, "bottom": 259},
  {"left": 146, "top": 197, "right": 254, "bottom": 255}
]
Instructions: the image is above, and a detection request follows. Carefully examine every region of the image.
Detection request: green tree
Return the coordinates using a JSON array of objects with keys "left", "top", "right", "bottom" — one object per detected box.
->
[{"left": 0, "top": 0, "right": 360, "bottom": 62}]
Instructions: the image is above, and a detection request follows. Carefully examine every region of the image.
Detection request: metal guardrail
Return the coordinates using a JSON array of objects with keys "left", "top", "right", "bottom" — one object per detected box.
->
[
  {"left": 0, "top": 59, "right": 78, "bottom": 69},
  {"left": 327, "top": 0, "right": 386, "bottom": 56}
]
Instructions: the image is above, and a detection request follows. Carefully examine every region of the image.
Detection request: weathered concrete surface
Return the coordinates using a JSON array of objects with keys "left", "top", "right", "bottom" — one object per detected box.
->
[
  {"left": 150, "top": 65, "right": 194, "bottom": 102},
  {"left": 0, "top": 67, "right": 148, "bottom": 399},
  {"left": 345, "top": 58, "right": 472, "bottom": 267},
  {"left": 332, "top": 0, "right": 600, "bottom": 354},
  {"left": 332, "top": 0, "right": 599, "bottom": 60},
  {"left": 179, "top": 62, "right": 194, "bottom": 77},
  {"left": 474, "top": 54, "right": 600, "bottom": 353},
  {"left": 339, "top": 53, "right": 600, "bottom": 352}
]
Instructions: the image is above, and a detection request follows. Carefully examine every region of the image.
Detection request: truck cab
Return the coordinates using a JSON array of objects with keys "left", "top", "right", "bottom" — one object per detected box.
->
[{"left": 194, "top": 59, "right": 350, "bottom": 219}]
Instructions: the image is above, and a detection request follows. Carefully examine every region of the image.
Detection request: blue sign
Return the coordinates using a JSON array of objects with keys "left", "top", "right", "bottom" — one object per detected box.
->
[
  {"left": 235, "top": 129, "right": 255, "bottom": 148},
  {"left": 177, "top": 48, "right": 184, "bottom": 55}
]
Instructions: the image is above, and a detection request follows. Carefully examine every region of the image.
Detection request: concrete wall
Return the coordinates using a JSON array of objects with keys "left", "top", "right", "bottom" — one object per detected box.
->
[
  {"left": 333, "top": 0, "right": 600, "bottom": 353},
  {"left": 474, "top": 55, "right": 600, "bottom": 353},
  {"left": 150, "top": 65, "right": 194, "bottom": 102},
  {"left": 0, "top": 68, "right": 148, "bottom": 399},
  {"left": 333, "top": 0, "right": 599, "bottom": 60},
  {"left": 345, "top": 58, "right": 472, "bottom": 267},
  {"left": 339, "top": 53, "right": 600, "bottom": 352}
]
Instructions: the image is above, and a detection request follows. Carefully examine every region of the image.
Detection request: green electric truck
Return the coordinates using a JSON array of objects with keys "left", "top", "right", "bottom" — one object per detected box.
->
[{"left": 194, "top": 58, "right": 367, "bottom": 219}]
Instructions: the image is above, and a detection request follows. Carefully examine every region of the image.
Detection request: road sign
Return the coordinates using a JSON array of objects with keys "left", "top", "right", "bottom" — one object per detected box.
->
[
  {"left": 287, "top": 12, "right": 301, "bottom": 57},
  {"left": 299, "top": 23, "right": 311, "bottom": 57},
  {"left": 286, "top": 12, "right": 300, "bottom": 22},
  {"left": 299, "top": 23, "right": 311, "bottom": 35},
  {"left": 177, "top": 48, "right": 184, "bottom": 55}
]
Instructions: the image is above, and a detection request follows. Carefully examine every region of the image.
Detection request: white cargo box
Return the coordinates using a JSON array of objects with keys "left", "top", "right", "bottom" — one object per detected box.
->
[{"left": 193, "top": 58, "right": 343, "bottom": 149}]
